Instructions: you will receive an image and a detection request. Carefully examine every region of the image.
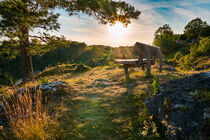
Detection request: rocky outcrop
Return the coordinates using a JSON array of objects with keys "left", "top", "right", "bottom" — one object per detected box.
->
[{"left": 146, "top": 71, "right": 210, "bottom": 140}]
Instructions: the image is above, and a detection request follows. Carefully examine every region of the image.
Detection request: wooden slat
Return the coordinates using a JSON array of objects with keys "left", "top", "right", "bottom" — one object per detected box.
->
[
  {"left": 114, "top": 59, "right": 152, "bottom": 64},
  {"left": 114, "top": 59, "right": 138, "bottom": 64}
]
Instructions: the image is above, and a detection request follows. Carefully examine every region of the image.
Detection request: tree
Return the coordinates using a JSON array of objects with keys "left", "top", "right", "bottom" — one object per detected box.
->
[
  {"left": 184, "top": 17, "right": 208, "bottom": 41},
  {"left": 201, "top": 25, "right": 210, "bottom": 37},
  {"left": 0, "top": 0, "right": 140, "bottom": 81},
  {"left": 154, "top": 24, "right": 173, "bottom": 41},
  {"left": 153, "top": 24, "right": 178, "bottom": 55}
]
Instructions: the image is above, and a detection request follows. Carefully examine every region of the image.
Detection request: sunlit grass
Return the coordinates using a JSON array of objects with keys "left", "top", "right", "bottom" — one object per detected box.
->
[
  {"left": 2, "top": 88, "right": 61, "bottom": 140},
  {"left": 1, "top": 63, "right": 209, "bottom": 139}
]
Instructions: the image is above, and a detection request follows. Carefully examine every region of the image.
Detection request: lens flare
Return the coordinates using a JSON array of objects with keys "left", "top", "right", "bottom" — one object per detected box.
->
[{"left": 108, "top": 21, "right": 129, "bottom": 41}]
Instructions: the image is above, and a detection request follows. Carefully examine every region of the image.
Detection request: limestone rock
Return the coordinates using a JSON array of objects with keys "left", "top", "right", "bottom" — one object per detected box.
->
[{"left": 146, "top": 71, "right": 210, "bottom": 140}]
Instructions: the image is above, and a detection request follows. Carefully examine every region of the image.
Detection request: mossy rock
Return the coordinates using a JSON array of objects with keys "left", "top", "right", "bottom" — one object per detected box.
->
[{"left": 35, "top": 64, "right": 90, "bottom": 78}]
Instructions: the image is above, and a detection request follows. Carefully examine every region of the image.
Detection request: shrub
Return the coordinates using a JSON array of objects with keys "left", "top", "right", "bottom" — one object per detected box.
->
[
  {"left": 177, "top": 37, "right": 210, "bottom": 70},
  {"left": 2, "top": 88, "right": 61, "bottom": 140},
  {"left": 152, "top": 78, "right": 160, "bottom": 94},
  {"left": 168, "top": 51, "right": 183, "bottom": 64},
  {"left": 197, "top": 37, "right": 210, "bottom": 56},
  {"left": 39, "top": 77, "right": 49, "bottom": 84}
]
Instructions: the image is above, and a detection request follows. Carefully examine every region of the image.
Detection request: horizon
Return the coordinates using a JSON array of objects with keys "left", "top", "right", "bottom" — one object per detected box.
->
[{"left": 45, "top": 0, "right": 210, "bottom": 47}]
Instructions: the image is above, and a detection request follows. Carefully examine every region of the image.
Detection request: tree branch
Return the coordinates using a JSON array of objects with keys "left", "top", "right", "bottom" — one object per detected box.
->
[{"left": 29, "top": 35, "right": 47, "bottom": 43}]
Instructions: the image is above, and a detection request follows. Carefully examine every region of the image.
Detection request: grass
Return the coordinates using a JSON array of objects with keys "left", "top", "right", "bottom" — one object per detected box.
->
[
  {"left": 35, "top": 64, "right": 91, "bottom": 78},
  {"left": 1, "top": 63, "right": 209, "bottom": 139},
  {"left": 1, "top": 88, "right": 62, "bottom": 140}
]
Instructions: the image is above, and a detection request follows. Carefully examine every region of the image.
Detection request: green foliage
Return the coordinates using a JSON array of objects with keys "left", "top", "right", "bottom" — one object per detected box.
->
[
  {"left": 39, "top": 77, "right": 49, "bottom": 84},
  {"left": 177, "top": 37, "right": 210, "bottom": 70},
  {"left": 184, "top": 17, "right": 209, "bottom": 41},
  {"left": 0, "top": 0, "right": 140, "bottom": 80},
  {"left": 153, "top": 24, "right": 180, "bottom": 56},
  {"left": 201, "top": 25, "right": 210, "bottom": 37},
  {"left": 152, "top": 78, "right": 160, "bottom": 93},
  {"left": 168, "top": 51, "right": 183, "bottom": 64},
  {"left": 197, "top": 37, "right": 210, "bottom": 56},
  {"left": 35, "top": 64, "right": 91, "bottom": 78},
  {"left": 154, "top": 24, "right": 173, "bottom": 40},
  {"left": 154, "top": 38, "right": 180, "bottom": 56},
  {"left": 153, "top": 17, "right": 209, "bottom": 65}
]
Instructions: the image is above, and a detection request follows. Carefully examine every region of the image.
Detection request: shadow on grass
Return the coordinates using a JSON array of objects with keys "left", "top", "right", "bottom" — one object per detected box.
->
[{"left": 56, "top": 71, "right": 170, "bottom": 139}]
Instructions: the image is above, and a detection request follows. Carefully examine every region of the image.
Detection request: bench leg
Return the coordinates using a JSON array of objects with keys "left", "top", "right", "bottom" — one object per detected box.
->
[{"left": 124, "top": 65, "right": 130, "bottom": 80}]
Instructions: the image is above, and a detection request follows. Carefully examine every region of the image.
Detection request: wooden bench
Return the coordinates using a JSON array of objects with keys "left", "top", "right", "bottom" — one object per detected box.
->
[{"left": 114, "top": 59, "right": 154, "bottom": 80}]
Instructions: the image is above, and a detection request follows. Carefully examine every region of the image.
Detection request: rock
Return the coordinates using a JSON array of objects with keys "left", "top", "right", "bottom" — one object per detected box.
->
[
  {"left": 92, "top": 79, "right": 114, "bottom": 87},
  {"left": 52, "top": 88, "right": 57, "bottom": 92},
  {"left": 15, "top": 78, "right": 22, "bottom": 86},
  {"left": 0, "top": 103, "right": 2, "bottom": 113},
  {"left": 146, "top": 71, "right": 210, "bottom": 140},
  {"left": 203, "top": 108, "right": 210, "bottom": 119}
]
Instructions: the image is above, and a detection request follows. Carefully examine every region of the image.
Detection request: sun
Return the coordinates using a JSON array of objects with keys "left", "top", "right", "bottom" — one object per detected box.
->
[{"left": 108, "top": 21, "right": 129, "bottom": 40}]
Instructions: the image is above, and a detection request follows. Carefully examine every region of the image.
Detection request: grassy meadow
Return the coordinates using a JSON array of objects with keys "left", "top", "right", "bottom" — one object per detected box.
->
[{"left": 2, "top": 61, "right": 208, "bottom": 139}]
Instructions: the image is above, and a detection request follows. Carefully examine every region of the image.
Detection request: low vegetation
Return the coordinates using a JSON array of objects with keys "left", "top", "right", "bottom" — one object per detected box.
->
[
  {"left": 1, "top": 64, "right": 185, "bottom": 139},
  {"left": 1, "top": 88, "right": 62, "bottom": 140},
  {"left": 153, "top": 18, "right": 210, "bottom": 71},
  {"left": 0, "top": 16, "right": 209, "bottom": 139}
]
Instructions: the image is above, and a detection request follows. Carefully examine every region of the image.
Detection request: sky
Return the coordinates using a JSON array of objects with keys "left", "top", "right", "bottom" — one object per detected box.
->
[{"left": 50, "top": 0, "right": 210, "bottom": 47}]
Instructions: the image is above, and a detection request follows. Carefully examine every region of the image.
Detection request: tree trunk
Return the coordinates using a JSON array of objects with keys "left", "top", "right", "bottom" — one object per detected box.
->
[
  {"left": 20, "top": 45, "right": 34, "bottom": 82},
  {"left": 20, "top": 27, "right": 34, "bottom": 82}
]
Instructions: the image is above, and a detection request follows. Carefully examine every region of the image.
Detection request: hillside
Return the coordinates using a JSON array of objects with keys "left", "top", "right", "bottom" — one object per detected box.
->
[
  {"left": 0, "top": 43, "right": 135, "bottom": 86},
  {"left": 1, "top": 63, "right": 209, "bottom": 139}
]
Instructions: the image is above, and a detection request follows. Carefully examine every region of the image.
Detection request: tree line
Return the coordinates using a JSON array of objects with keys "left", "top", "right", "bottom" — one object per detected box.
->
[{"left": 153, "top": 17, "right": 210, "bottom": 70}]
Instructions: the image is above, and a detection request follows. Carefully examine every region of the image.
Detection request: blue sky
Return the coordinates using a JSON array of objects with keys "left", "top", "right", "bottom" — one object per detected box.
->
[{"left": 50, "top": 0, "right": 210, "bottom": 47}]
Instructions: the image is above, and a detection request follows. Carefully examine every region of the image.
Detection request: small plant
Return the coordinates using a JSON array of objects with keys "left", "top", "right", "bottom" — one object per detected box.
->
[
  {"left": 152, "top": 77, "right": 160, "bottom": 93},
  {"left": 39, "top": 77, "right": 49, "bottom": 84},
  {"left": 163, "top": 97, "right": 171, "bottom": 113},
  {"left": 141, "top": 115, "right": 160, "bottom": 138},
  {"left": 2, "top": 88, "right": 61, "bottom": 140}
]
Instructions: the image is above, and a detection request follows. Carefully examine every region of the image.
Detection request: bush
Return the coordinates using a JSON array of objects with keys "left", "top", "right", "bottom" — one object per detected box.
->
[
  {"left": 168, "top": 51, "right": 183, "bottom": 64},
  {"left": 154, "top": 37, "right": 180, "bottom": 57},
  {"left": 177, "top": 37, "right": 210, "bottom": 70},
  {"left": 39, "top": 77, "right": 49, "bottom": 84},
  {"left": 152, "top": 77, "right": 160, "bottom": 94},
  {"left": 197, "top": 37, "right": 210, "bottom": 56}
]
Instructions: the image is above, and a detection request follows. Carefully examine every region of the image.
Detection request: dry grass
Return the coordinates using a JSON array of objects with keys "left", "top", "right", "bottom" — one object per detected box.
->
[{"left": 2, "top": 88, "right": 60, "bottom": 140}]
